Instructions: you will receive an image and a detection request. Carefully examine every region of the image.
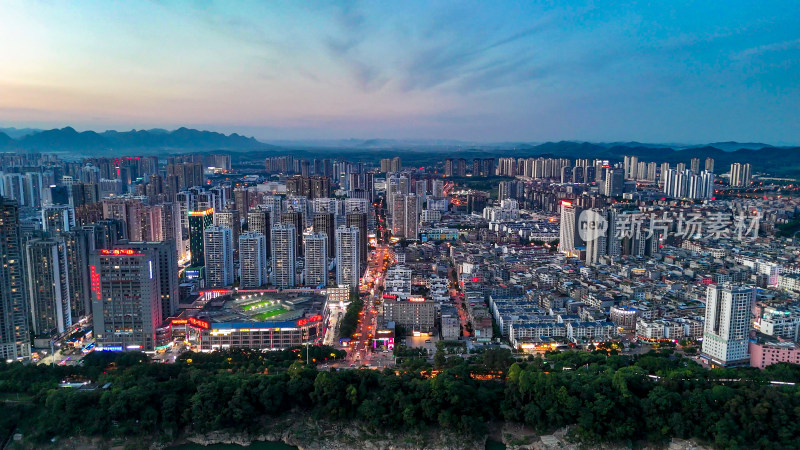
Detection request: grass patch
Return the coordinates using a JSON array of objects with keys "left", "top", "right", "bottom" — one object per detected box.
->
[{"left": 252, "top": 308, "right": 287, "bottom": 321}]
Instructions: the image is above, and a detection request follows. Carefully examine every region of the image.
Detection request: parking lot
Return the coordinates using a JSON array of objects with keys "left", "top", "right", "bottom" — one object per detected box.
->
[{"left": 405, "top": 335, "right": 438, "bottom": 354}]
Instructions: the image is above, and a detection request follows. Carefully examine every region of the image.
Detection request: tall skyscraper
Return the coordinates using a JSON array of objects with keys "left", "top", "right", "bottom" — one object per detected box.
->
[
  {"left": 271, "top": 224, "right": 296, "bottom": 288},
  {"left": 90, "top": 247, "right": 163, "bottom": 351},
  {"left": 64, "top": 227, "right": 96, "bottom": 320},
  {"left": 0, "top": 197, "right": 30, "bottom": 360},
  {"left": 304, "top": 232, "right": 328, "bottom": 287},
  {"left": 239, "top": 232, "right": 268, "bottom": 288},
  {"left": 336, "top": 226, "right": 360, "bottom": 288},
  {"left": 701, "top": 284, "right": 755, "bottom": 367},
  {"left": 603, "top": 168, "right": 624, "bottom": 197},
  {"left": 404, "top": 193, "right": 420, "bottom": 240},
  {"left": 203, "top": 226, "right": 234, "bottom": 287},
  {"left": 558, "top": 200, "right": 584, "bottom": 257},
  {"left": 25, "top": 237, "right": 72, "bottom": 336},
  {"left": 188, "top": 208, "right": 213, "bottom": 267},
  {"left": 583, "top": 208, "right": 608, "bottom": 266},
  {"left": 121, "top": 241, "right": 179, "bottom": 318},
  {"left": 391, "top": 194, "right": 419, "bottom": 239}
]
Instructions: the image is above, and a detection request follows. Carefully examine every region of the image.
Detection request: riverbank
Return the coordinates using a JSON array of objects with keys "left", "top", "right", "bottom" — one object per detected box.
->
[{"left": 39, "top": 418, "right": 711, "bottom": 450}]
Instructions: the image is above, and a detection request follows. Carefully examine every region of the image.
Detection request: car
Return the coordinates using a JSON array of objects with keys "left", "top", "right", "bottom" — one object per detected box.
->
[{"left": 425, "top": 339, "right": 431, "bottom": 343}]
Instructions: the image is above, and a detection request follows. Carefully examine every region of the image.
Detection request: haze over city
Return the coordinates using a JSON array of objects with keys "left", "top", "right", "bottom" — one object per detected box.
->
[{"left": 1, "top": 0, "right": 800, "bottom": 143}]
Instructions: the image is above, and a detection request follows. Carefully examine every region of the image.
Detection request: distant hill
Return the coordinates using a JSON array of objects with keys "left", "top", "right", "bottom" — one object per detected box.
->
[
  {"left": 701, "top": 141, "right": 774, "bottom": 152},
  {"left": 0, "top": 126, "right": 274, "bottom": 152},
  {"left": 0, "top": 127, "right": 43, "bottom": 139},
  {"left": 0, "top": 132, "right": 13, "bottom": 147}
]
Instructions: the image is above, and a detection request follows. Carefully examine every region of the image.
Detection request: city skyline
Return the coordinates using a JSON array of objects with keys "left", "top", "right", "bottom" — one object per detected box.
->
[
  {"left": 3, "top": 2, "right": 800, "bottom": 448},
  {"left": 1, "top": 1, "right": 799, "bottom": 143}
]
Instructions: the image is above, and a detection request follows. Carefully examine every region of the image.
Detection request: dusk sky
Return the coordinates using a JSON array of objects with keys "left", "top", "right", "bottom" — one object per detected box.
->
[{"left": 1, "top": 1, "right": 799, "bottom": 144}]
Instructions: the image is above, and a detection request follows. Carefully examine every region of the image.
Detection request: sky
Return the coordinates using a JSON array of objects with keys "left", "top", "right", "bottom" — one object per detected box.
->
[{"left": 1, "top": 0, "right": 799, "bottom": 144}]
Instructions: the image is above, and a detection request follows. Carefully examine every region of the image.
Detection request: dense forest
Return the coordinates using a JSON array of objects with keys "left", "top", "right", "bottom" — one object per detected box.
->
[{"left": 1, "top": 347, "right": 800, "bottom": 448}]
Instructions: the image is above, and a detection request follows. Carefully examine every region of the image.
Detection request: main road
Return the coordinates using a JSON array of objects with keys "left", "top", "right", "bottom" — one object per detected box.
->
[{"left": 343, "top": 244, "right": 393, "bottom": 368}]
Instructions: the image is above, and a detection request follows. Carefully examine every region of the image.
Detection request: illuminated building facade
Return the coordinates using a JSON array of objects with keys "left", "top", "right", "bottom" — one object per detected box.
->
[
  {"left": 0, "top": 197, "right": 31, "bottom": 360},
  {"left": 90, "top": 248, "right": 163, "bottom": 351},
  {"left": 24, "top": 237, "right": 72, "bottom": 336},
  {"left": 188, "top": 208, "right": 213, "bottom": 268}
]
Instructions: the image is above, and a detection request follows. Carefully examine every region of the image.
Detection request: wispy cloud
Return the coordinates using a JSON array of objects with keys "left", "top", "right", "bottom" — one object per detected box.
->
[{"left": 735, "top": 38, "right": 800, "bottom": 59}]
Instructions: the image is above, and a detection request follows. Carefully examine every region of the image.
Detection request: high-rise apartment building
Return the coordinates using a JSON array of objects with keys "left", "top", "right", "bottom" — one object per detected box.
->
[
  {"left": 25, "top": 237, "right": 71, "bottom": 336},
  {"left": 42, "top": 205, "right": 75, "bottom": 235},
  {"left": 380, "top": 157, "right": 401, "bottom": 173},
  {"left": 391, "top": 194, "right": 419, "bottom": 240},
  {"left": 271, "top": 224, "right": 296, "bottom": 288},
  {"left": 701, "top": 284, "right": 755, "bottom": 367},
  {"left": 690, "top": 157, "right": 700, "bottom": 174},
  {"left": 0, "top": 197, "right": 30, "bottom": 360},
  {"left": 705, "top": 157, "right": 715, "bottom": 173},
  {"left": 64, "top": 227, "right": 96, "bottom": 320},
  {"left": 188, "top": 208, "right": 213, "bottom": 267},
  {"left": 281, "top": 210, "right": 305, "bottom": 257},
  {"left": 90, "top": 247, "right": 163, "bottom": 351},
  {"left": 558, "top": 200, "right": 583, "bottom": 257},
  {"left": 312, "top": 211, "right": 336, "bottom": 256},
  {"left": 346, "top": 211, "right": 368, "bottom": 268},
  {"left": 304, "top": 232, "right": 328, "bottom": 287},
  {"left": 664, "top": 169, "right": 714, "bottom": 199},
  {"left": 336, "top": 225, "right": 361, "bottom": 288},
  {"left": 239, "top": 232, "right": 268, "bottom": 288},
  {"left": 120, "top": 241, "right": 179, "bottom": 318},
  {"left": 603, "top": 168, "right": 624, "bottom": 197},
  {"left": 203, "top": 226, "right": 234, "bottom": 287},
  {"left": 729, "top": 163, "right": 752, "bottom": 187}
]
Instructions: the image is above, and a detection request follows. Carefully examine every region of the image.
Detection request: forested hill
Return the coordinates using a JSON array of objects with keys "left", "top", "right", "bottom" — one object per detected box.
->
[{"left": 1, "top": 347, "right": 800, "bottom": 448}]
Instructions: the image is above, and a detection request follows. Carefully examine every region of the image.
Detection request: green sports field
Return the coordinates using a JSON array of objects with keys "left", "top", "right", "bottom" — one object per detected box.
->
[
  {"left": 242, "top": 299, "right": 275, "bottom": 311},
  {"left": 252, "top": 308, "right": 287, "bottom": 321}
]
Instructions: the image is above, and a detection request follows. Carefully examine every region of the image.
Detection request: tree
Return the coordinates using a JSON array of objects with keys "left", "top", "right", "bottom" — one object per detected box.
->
[{"left": 434, "top": 342, "right": 447, "bottom": 369}]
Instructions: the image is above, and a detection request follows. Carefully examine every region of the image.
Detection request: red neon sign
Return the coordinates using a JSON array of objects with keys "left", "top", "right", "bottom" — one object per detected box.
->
[
  {"left": 101, "top": 249, "right": 141, "bottom": 256},
  {"left": 90, "top": 265, "right": 101, "bottom": 301},
  {"left": 171, "top": 318, "right": 188, "bottom": 325},
  {"left": 408, "top": 296, "right": 425, "bottom": 303},
  {"left": 188, "top": 317, "right": 210, "bottom": 329},
  {"left": 297, "top": 315, "right": 323, "bottom": 327},
  {"left": 561, "top": 200, "right": 572, "bottom": 207},
  {"left": 383, "top": 294, "right": 397, "bottom": 300}
]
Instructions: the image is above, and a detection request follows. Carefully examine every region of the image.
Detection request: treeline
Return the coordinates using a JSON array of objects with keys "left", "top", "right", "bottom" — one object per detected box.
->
[
  {"left": 338, "top": 292, "right": 364, "bottom": 339},
  {"left": 1, "top": 348, "right": 800, "bottom": 447}
]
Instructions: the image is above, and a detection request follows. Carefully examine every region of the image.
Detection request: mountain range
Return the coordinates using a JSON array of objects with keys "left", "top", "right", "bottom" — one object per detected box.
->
[
  {"left": 0, "top": 127, "right": 272, "bottom": 153},
  {"left": 1, "top": 126, "right": 798, "bottom": 177}
]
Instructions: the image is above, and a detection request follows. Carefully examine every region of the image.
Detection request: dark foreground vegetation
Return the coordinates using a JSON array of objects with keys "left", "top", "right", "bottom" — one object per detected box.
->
[{"left": 1, "top": 347, "right": 800, "bottom": 448}]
